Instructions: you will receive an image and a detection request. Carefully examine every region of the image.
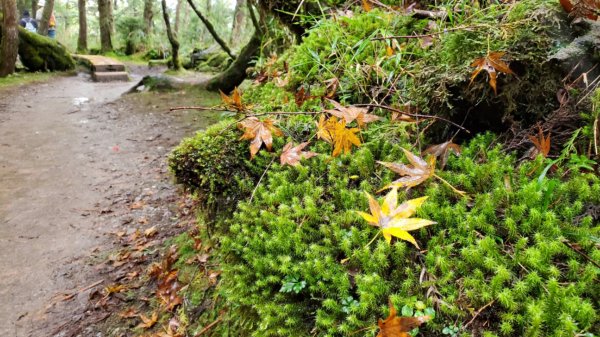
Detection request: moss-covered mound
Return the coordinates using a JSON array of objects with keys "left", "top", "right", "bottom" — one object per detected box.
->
[{"left": 17, "top": 27, "right": 75, "bottom": 72}]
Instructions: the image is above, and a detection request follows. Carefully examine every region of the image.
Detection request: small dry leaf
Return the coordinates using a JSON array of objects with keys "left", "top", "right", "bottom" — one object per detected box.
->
[
  {"left": 144, "top": 226, "right": 158, "bottom": 238},
  {"left": 238, "top": 117, "right": 283, "bottom": 159},
  {"left": 386, "top": 45, "right": 395, "bottom": 57},
  {"left": 104, "top": 284, "right": 126, "bottom": 296},
  {"left": 377, "top": 302, "right": 431, "bottom": 337},
  {"left": 423, "top": 141, "right": 461, "bottom": 168},
  {"left": 378, "top": 148, "right": 436, "bottom": 190},
  {"left": 470, "top": 51, "right": 514, "bottom": 95},
  {"left": 119, "top": 307, "right": 139, "bottom": 318},
  {"left": 560, "top": 0, "right": 600, "bottom": 20},
  {"left": 324, "top": 77, "right": 340, "bottom": 98},
  {"left": 130, "top": 201, "right": 145, "bottom": 210},
  {"left": 219, "top": 87, "right": 247, "bottom": 112},
  {"left": 528, "top": 127, "right": 551, "bottom": 158},
  {"left": 280, "top": 142, "right": 318, "bottom": 166},
  {"left": 137, "top": 311, "right": 159, "bottom": 329},
  {"left": 362, "top": 0, "right": 372, "bottom": 12},
  {"left": 325, "top": 100, "right": 380, "bottom": 128}
]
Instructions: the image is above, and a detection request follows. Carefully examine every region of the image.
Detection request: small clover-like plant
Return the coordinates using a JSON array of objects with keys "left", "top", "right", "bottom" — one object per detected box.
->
[
  {"left": 341, "top": 296, "right": 360, "bottom": 314},
  {"left": 280, "top": 275, "right": 306, "bottom": 294},
  {"left": 442, "top": 324, "right": 461, "bottom": 337}
]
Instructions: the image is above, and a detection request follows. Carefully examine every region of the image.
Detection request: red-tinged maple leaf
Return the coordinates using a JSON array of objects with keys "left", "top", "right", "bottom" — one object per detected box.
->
[
  {"left": 377, "top": 303, "right": 431, "bottom": 337},
  {"left": 378, "top": 148, "right": 436, "bottom": 190},
  {"left": 157, "top": 270, "right": 183, "bottom": 311},
  {"left": 528, "top": 127, "right": 551, "bottom": 158},
  {"left": 423, "top": 141, "right": 461, "bottom": 169},
  {"left": 280, "top": 142, "right": 318, "bottom": 166},
  {"left": 560, "top": 0, "right": 600, "bottom": 20},
  {"left": 238, "top": 117, "right": 283, "bottom": 159},
  {"left": 137, "top": 311, "right": 158, "bottom": 329},
  {"left": 220, "top": 87, "right": 248, "bottom": 112},
  {"left": 470, "top": 51, "right": 514, "bottom": 95},
  {"left": 325, "top": 100, "right": 380, "bottom": 128}
]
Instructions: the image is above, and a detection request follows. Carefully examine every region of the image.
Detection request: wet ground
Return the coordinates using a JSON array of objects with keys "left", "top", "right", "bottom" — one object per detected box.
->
[{"left": 0, "top": 69, "right": 218, "bottom": 336}]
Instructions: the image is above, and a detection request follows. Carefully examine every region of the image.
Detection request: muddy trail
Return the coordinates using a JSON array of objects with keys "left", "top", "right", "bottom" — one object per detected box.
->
[{"left": 0, "top": 70, "right": 217, "bottom": 336}]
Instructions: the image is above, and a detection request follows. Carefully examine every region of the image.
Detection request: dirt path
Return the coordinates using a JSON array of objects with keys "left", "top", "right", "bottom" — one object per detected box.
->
[{"left": 0, "top": 71, "right": 216, "bottom": 336}]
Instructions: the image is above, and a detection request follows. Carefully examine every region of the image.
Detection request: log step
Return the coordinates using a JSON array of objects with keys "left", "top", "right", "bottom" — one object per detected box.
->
[{"left": 92, "top": 71, "right": 130, "bottom": 82}]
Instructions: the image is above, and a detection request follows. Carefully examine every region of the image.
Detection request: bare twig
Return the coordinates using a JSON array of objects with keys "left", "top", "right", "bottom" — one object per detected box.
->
[
  {"left": 562, "top": 240, "right": 600, "bottom": 269},
  {"left": 355, "top": 103, "right": 470, "bottom": 133},
  {"left": 463, "top": 300, "right": 495, "bottom": 330},
  {"left": 194, "top": 316, "right": 223, "bottom": 336},
  {"left": 249, "top": 156, "right": 276, "bottom": 203},
  {"left": 169, "top": 106, "right": 223, "bottom": 112}
]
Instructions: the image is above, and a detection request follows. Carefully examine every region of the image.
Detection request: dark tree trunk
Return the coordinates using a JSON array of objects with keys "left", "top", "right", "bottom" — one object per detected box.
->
[
  {"left": 77, "top": 0, "right": 87, "bottom": 52},
  {"left": 230, "top": 0, "right": 244, "bottom": 45},
  {"left": 205, "top": 30, "right": 261, "bottom": 92},
  {"left": 36, "top": 0, "right": 53, "bottom": 35},
  {"left": 174, "top": 0, "right": 182, "bottom": 33},
  {"left": 161, "top": 0, "right": 180, "bottom": 70},
  {"left": 143, "top": 0, "right": 153, "bottom": 37},
  {"left": 31, "top": 0, "right": 37, "bottom": 18},
  {"left": 98, "top": 0, "right": 112, "bottom": 52},
  {"left": 16, "top": 0, "right": 27, "bottom": 15},
  {"left": 187, "top": 0, "right": 234, "bottom": 59},
  {"left": 0, "top": 0, "right": 19, "bottom": 77}
]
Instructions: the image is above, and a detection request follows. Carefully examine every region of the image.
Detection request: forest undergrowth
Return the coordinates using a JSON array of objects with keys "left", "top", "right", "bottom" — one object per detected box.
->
[{"left": 120, "top": 1, "right": 600, "bottom": 336}]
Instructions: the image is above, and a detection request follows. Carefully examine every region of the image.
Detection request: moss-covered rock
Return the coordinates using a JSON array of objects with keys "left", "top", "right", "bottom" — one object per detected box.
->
[{"left": 17, "top": 27, "right": 74, "bottom": 71}]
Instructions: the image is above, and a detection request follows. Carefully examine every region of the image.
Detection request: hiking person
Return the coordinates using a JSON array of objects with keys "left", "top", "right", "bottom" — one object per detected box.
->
[
  {"left": 19, "top": 10, "right": 38, "bottom": 33},
  {"left": 35, "top": 0, "right": 57, "bottom": 39}
]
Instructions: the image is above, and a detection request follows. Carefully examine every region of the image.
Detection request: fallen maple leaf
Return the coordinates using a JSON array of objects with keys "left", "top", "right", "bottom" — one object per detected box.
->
[
  {"left": 378, "top": 149, "right": 436, "bottom": 190},
  {"left": 104, "top": 284, "right": 126, "bottom": 296},
  {"left": 119, "top": 307, "right": 139, "bottom": 319},
  {"left": 470, "top": 51, "right": 514, "bottom": 95},
  {"left": 280, "top": 142, "right": 318, "bottom": 166},
  {"left": 325, "top": 100, "right": 380, "bottom": 128},
  {"left": 317, "top": 116, "right": 362, "bottom": 157},
  {"left": 560, "top": 0, "right": 600, "bottom": 20},
  {"left": 144, "top": 226, "right": 158, "bottom": 237},
  {"left": 357, "top": 188, "right": 435, "bottom": 248},
  {"left": 324, "top": 77, "right": 340, "bottom": 98},
  {"left": 157, "top": 270, "right": 183, "bottom": 311},
  {"left": 220, "top": 87, "right": 247, "bottom": 112},
  {"left": 423, "top": 141, "right": 461, "bottom": 169},
  {"left": 377, "top": 302, "right": 431, "bottom": 337},
  {"left": 238, "top": 117, "right": 283, "bottom": 159},
  {"left": 137, "top": 311, "right": 159, "bottom": 329},
  {"left": 528, "top": 127, "right": 551, "bottom": 158},
  {"left": 362, "top": 0, "right": 372, "bottom": 12}
]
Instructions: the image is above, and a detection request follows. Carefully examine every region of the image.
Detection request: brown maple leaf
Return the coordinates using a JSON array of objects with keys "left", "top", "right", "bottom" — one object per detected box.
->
[
  {"left": 280, "top": 142, "right": 318, "bottom": 166},
  {"left": 317, "top": 116, "right": 361, "bottom": 157},
  {"left": 470, "top": 51, "right": 515, "bottom": 95},
  {"left": 157, "top": 270, "right": 183, "bottom": 311},
  {"left": 325, "top": 100, "right": 380, "bottom": 128},
  {"left": 560, "top": 0, "right": 600, "bottom": 20},
  {"left": 220, "top": 87, "right": 247, "bottom": 112},
  {"left": 528, "top": 127, "right": 551, "bottom": 158},
  {"left": 119, "top": 307, "right": 139, "bottom": 319},
  {"left": 377, "top": 303, "right": 431, "bottom": 337},
  {"left": 324, "top": 77, "right": 340, "bottom": 98},
  {"left": 137, "top": 311, "right": 158, "bottom": 329},
  {"left": 238, "top": 117, "right": 283, "bottom": 159},
  {"left": 378, "top": 148, "right": 436, "bottom": 190},
  {"left": 423, "top": 141, "right": 461, "bottom": 169}
]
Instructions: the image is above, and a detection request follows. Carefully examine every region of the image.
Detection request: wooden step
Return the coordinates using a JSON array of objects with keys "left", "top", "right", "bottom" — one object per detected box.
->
[
  {"left": 92, "top": 71, "right": 130, "bottom": 82},
  {"left": 93, "top": 64, "right": 126, "bottom": 72}
]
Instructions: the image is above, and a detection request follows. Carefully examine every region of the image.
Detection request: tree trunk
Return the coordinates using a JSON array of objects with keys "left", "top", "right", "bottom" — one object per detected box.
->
[
  {"left": 174, "top": 0, "right": 182, "bottom": 33},
  {"left": 206, "top": 0, "right": 211, "bottom": 13},
  {"left": 230, "top": 0, "right": 245, "bottom": 46},
  {"left": 36, "top": 0, "right": 53, "bottom": 35},
  {"left": 98, "top": 0, "right": 112, "bottom": 52},
  {"left": 0, "top": 0, "right": 19, "bottom": 77},
  {"left": 77, "top": 0, "right": 87, "bottom": 52},
  {"left": 187, "top": 0, "right": 234, "bottom": 59},
  {"left": 16, "top": 0, "right": 27, "bottom": 15},
  {"left": 161, "top": 0, "right": 180, "bottom": 70},
  {"left": 143, "top": 0, "right": 153, "bottom": 37},
  {"left": 205, "top": 29, "right": 261, "bottom": 92},
  {"left": 31, "top": 0, "right": 37, "bottom": 18}
]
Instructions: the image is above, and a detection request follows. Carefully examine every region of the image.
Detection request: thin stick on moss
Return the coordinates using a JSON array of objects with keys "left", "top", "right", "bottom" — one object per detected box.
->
[
  {"left": 463, "top": 300, "right": 495, "bottom": 330},
  {"left": 433, "top": 173, "right": 467, "bottom": 197},
  {"left": 249, "top": 156, "right": 276, "bottom": 203},
  {"left": 194, "top": 315, "right": 223, "bottom": 336},
  {"left": 169, "top": 106, "right": 222, "bottom": 112},
  {"left": 562, "top": 239, "right": 600, "bottom": 269},
  {"left": 355, "top": 103, "right": 470, "bottom": 133}
]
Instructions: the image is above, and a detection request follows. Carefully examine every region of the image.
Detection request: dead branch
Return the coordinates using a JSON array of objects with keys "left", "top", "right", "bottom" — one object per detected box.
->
[{"left": 187, "top": 0, "right": 236, "bottom": 60}]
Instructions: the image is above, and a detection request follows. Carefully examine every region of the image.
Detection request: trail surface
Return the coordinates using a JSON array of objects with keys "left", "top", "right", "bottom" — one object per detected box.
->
[{"left": 0, "top": 71, "right": 214, "bottom": 336}]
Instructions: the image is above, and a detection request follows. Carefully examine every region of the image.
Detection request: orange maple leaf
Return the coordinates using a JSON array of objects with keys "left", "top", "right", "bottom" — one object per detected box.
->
[
  {"left": 377, "top": 303, "right": 431, "bottom": 337},
  {"left": 238, "top": 117, "right": 283, "bottom": 159},
  {"left": 137, "top": 311, "right": 158, "bottom": 329},
  {"left": 317, "top": 116, "right": 361, "bottom": 157},
  {"left": 280, "top": 142, "right": 318, "bottom": 166},
  {"left": 470, "top": 51, "right": 514, "bottom": 95},
  {"left": 528, "top": 127, "right": 551, "bottom": 158},
  {"left": 325, "top": 100, "right": 380, "bottom": 128},
  {"left": 220, "top": 87, "right": 248, "bottom": 112}
]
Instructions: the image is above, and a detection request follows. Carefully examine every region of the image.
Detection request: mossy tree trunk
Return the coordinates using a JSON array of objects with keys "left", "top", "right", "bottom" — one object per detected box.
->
[
  {"left": 143, "top": 0, "right": 153, "bottom": 38},
  {"left": 77, "top": 0, "right": 87, "bottom": 52},
  {"left": 206, "top": 29, "right": 261, "bottom": 92},
  {"left": 0, "top": 0, "right": 19, "bottom": 77},
  {"left": 15, "top": 25, "right": 74, "bottom": 71},
  {"left": 36, "top": 0, "right": 53, "bottom": 35},
  {"left": 161, "top": 0, "right": 181, "bottom": 70},
  {"left": 98, "top": 0, "right": 112, "bottom": 52}
]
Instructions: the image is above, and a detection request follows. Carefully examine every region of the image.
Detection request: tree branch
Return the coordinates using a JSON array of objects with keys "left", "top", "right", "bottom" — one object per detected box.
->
[{"left": 187, "top": 0, "right": 236, "bottom": 60}]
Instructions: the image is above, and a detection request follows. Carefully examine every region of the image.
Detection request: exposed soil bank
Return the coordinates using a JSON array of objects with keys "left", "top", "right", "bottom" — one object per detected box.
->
[{"left": 0, "top": 71, "right": 217, "bottom": 336}]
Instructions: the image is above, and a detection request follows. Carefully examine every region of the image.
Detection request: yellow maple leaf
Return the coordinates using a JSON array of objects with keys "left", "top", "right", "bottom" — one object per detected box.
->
[{"left": 357, "top": 188, "right": 435, "bottom": 248}]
